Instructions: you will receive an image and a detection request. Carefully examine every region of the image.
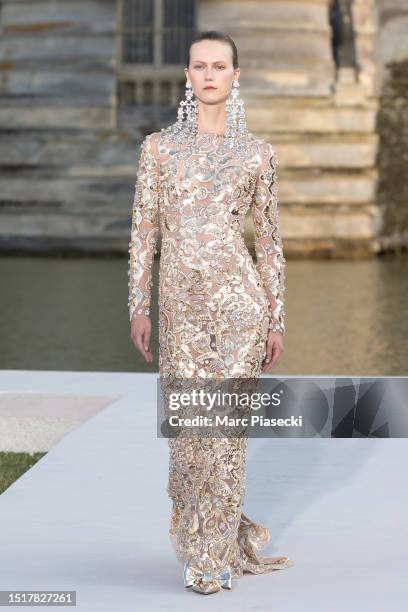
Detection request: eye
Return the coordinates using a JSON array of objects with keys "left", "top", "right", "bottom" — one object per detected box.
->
[{"left": 216, "top": 65, "right": 226, "bottom": 69}]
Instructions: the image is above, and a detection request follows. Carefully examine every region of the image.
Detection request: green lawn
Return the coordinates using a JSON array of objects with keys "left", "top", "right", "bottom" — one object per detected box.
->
[{"left": 0, "top": 452, "right": 46, "bottom": 495}]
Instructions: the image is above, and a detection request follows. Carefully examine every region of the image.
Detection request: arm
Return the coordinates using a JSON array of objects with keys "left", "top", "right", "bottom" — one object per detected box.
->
[
  {"left": 251, "top": 142, "right": 286, "bottom": 335},
  {"left": 128, "top": 133, "right": 160, "bottom": 322}
]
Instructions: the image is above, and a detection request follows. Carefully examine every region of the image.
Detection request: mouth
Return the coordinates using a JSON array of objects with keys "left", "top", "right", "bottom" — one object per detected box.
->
[{"left": 203, "top": 86, "right": 217, "bottom": 90}]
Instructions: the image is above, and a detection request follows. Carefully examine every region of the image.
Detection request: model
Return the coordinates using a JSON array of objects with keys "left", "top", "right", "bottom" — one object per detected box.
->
[{"left": 128, "top": 30, "right": 293, "bottom": 594}]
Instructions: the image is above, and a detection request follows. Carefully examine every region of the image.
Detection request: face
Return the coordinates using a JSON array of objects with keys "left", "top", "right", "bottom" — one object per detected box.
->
[{"left": 185, "top": 39, "right": 240, "bottom": 104}]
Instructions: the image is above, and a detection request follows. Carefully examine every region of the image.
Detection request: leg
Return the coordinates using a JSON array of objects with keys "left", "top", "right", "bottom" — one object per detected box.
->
[
  {"left": 168, "top": 435, "right": 246, "bottom": 593},
  {"left": 162, "top": 308, "right": 293, "bottom": 592}
]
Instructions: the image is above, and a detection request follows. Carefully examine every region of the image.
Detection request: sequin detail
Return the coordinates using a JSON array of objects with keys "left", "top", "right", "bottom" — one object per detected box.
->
[{"left": 128, "top": 123, "right": 291, "bottom": 590}]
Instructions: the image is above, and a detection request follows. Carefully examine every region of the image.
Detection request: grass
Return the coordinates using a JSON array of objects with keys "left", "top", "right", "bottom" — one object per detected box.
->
[{"left": 0, "top": 451, "right": 47, "bottom": 495}]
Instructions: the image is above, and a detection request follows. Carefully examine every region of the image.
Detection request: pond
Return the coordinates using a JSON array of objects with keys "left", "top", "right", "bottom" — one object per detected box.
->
[{"left": 0, "top": 255, "right": 407, "bottom": 376}]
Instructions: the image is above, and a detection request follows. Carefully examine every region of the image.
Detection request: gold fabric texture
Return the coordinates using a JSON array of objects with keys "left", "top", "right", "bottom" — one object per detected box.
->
[{"left": 128, "top": 124, "right": 293, "bottom": 592}]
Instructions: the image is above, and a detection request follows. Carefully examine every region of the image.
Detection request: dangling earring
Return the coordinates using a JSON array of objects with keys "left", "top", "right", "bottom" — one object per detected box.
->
[
  {"left": 225, "top": 79, "right": 248, "bottom": 150},
  {"left": 173, "top": 82, "right": 198, "bottom": 142}
]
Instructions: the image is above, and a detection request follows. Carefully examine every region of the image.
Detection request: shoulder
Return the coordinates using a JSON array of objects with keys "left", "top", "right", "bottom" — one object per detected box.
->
[
  {"left": 139, "top": 131, "right": 163, "bottom": 163},
  {"left": 251, "top": 134, "right": 276, "bottom": 159},
  {"left": 141, "top": 131, "right": 161, "bottom": 149},
  {"left": 142, "top": 126, "right": 175, "bottom": 156},
  {"left": 249, "top": 135, "right": 278, "bottom": 174}
]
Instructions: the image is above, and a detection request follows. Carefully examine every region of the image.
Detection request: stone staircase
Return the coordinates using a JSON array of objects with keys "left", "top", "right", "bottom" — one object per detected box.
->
[{"left": 0, "top": 0, "right": 381, "bottom": 257}]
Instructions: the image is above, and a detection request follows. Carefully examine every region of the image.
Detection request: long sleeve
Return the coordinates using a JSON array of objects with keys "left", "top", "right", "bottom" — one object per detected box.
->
[
  {"left": 251, "top": 141, "right": 286, "bottom": 335},
  {"left": 127, "top": 133, "right": 160, "bottom": 322}
]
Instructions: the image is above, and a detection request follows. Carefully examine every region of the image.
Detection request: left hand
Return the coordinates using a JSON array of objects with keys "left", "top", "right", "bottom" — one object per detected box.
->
[{"left": 261, "top": 331, "right": 284, "bottom": 372}]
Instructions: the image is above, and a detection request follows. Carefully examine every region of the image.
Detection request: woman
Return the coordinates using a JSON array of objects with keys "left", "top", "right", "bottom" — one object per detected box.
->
[{"left": 128, "top": 30, "right": 293, "bottom": 594}]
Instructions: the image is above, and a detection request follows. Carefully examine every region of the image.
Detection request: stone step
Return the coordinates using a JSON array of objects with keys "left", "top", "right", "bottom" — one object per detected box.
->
[
  {"left": 0, "top": 170, "right": 378, "bottom": 209},
  {"left": 0, "top": 212, "right": 130, "bottom": 243},
  {"left": 119, "top": 100, "right": 378, "bottom": 136},
  {"left": 205, "top": 0, "right": 331, "bottom": 34},
  {"left": 248, "top": 102, "right": 378, "bottom": 134},
  {"left": 0, "top": 65, "right": 115, "bottom": 97},
  {"left": 275, "top": 136, "right": 378, "bottom": 169},
  {"left": 0, "top": 92, "right": 372, "bottom": 109},
  {"left": 0, "top": 33, "right": 332, "bottom": 68},
  {"left": 236, "top": 32, "right": 333, "bottom": 66},
  {"left": 279, "top": 204, "right": 382, "bottom": 243},
  {"left": 0, "top": 105, "right": 114, "bottom": 129},
  {"left": 0, "top": 32, "right": 114, "bottom": 62},
  {"left": 249, "top": 204, "right": 382, "bottom": 242},
  {"left": 0, "top": 131, "right": 378, "bottom": 170},
  {"left": 0, "top": 203, "right": 381, "bottom": 255},
  {"left": 0, "top": 132, "right": 142, "bottom": 171},
  {"left": 0, "top": 0, "right": 115, "bottom": 36},
  {"left": 0, "top": 101, "right": 377, "bottom": 131},
  {"left": 243, "top": 67, "right": 334, "bottom": 96},
  {"left": 0, "top": 69, "right": 333, "bottom": 99},
  {"left": 0, "top": 176, "right": 134, "bottom": 212}
]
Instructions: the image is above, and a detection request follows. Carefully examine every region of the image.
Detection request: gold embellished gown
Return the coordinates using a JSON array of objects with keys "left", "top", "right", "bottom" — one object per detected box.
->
[{"left": 128, "top": 122, "right": 293, "bottom": 592}]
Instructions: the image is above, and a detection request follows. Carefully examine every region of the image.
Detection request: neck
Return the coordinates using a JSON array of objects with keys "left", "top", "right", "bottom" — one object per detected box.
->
[{"left": 196, "top": 101, "right": 227, "bottom": 135}]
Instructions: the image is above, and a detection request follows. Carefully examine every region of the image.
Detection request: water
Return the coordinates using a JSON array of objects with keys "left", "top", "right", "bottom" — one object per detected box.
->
[{"left": 0, "top": 255, "right": 407, "bottom": 375}]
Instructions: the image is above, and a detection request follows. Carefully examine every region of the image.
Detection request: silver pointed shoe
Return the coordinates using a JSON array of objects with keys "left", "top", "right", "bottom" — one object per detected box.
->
[{"left": 183, "top": 557, "right": 232, "bottom": 594}]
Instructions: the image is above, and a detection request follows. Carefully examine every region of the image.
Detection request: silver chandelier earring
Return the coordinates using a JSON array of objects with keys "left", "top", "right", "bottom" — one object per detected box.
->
[
  {"left": 225, "top": 79, "right": 248, "bottom": 150},
  {"left": 173, "top": 82, "right": 198, "bottom": 141}
]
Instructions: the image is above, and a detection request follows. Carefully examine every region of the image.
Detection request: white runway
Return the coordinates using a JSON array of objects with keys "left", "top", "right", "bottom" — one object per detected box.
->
[{"left": 0, "top": 370, "right": 407, "bottom": 611}]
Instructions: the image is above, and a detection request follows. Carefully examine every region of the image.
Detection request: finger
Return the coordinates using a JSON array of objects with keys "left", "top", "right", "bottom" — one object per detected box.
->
[
  {"left": 143, "top": 328, "right": 154, "bottom": 362},
  {"left": 141, "top": 329, "right": 154, "bottom": 362},
  {"left": 269, "top": 342, "right": 281, "bottom": 366},
  {"left": 135, "top": 332, "right": 151, "bottom": 362},
  {"left": 262, "top": 360, "right": 271, "bottom": 373},
  {"left": 144, "top": 327, "right": 151, "bottom": 353},
  {"left": 261, "top": 341, "right": 273, "bottom": 372},
  {"left": 264, "top": 339, "right": 273, "bottom": 365}
]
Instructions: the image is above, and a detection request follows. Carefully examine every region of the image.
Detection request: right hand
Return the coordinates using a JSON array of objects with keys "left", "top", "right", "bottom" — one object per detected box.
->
[
  {"left": 261, "top": 330, "right": 284, "bottom": 373},
  {"left": 130, "top": 315, "right": 153, "bottom": 363}
]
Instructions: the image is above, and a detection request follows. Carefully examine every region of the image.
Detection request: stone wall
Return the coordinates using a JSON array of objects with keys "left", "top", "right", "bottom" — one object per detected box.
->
[
  {"left": 376, "top": 0, "right": 408, "bottom": 252},
  {"left": 0, "top": 0, "right": 403, "bottom": 258}
]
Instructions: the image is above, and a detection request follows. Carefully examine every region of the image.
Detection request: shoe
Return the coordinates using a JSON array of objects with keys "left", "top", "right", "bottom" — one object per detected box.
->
[{"left": 183, "top": 555, "right": 232, "bottom": 594}]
